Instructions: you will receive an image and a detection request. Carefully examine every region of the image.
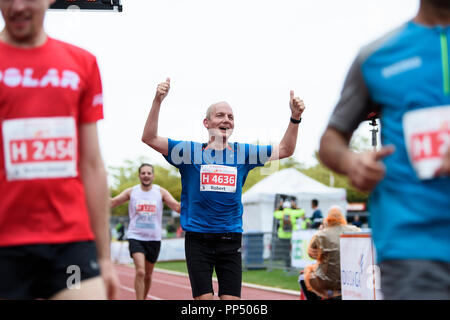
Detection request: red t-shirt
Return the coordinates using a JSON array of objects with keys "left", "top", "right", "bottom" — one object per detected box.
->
[{"left": 0, "top": 37, "right": 104, "bottom": 246}]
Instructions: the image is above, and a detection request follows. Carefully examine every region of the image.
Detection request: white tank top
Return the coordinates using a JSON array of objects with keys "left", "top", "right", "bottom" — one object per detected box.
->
[{"left": 126, "top": 184, "right": 164, "bottom": 241}]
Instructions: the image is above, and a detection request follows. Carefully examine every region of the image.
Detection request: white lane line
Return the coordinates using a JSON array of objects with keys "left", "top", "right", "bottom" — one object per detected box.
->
[{"left": 119, "top": 284, "right": 163, "bottom": 300}]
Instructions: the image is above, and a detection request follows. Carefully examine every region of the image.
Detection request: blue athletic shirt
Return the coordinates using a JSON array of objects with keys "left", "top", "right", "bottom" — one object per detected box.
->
[
  {"left": 328, "top": 21, "right": 450, "bottom": 263},
  {"left": 164, "top": 139, "right": 272, "bottom": 233}
]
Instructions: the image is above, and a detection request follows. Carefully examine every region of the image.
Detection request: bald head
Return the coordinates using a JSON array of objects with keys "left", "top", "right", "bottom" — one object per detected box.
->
[{"left": 205, "top": 101, "right": 232, "bottom": 120}]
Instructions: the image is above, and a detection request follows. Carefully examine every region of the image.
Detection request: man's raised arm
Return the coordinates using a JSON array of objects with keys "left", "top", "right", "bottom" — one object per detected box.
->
[
  {"left": 142, "top": 78, "right": 171, "bottom": 156},
  {"left": 268, "top": 90, "right": 305, "bottom": 161},
  {"left": 110, "top": 188, "right": 132, "bottom": 209}
]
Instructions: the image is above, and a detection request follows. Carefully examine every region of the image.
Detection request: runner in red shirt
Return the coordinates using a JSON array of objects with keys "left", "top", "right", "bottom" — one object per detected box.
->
[{"left": 0, "top": 0, "right": 119, "bottom": 299}]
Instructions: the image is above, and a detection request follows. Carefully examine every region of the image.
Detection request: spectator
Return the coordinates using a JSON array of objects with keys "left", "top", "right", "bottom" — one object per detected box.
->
[
  {"left": 352, "top": 214, "right": 363, "bottom": 228},
  {"left": 299, "top": 206, "right": 360, "bottom": 300},
  {"left": 311, "top": 199, "right": 323, "bottom": 229},
  {"left": 115, "top": 220, "right": 125, "bottom": 241},
  {"left": 299, "top": 215, "right": 312, "bottom": 230},
  {"left": 273, "top": 201, "right": 305, "bottom": 239}
]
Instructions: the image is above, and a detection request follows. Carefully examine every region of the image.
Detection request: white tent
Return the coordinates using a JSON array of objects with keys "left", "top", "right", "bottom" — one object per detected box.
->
[{"left": 242, "top": 168, "right": 347, "bottom": 233}]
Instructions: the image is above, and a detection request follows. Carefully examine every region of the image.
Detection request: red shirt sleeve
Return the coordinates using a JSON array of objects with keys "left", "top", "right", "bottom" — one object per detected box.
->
[{"left": 80, "top": 57, "right": 104, "bottom": 123}]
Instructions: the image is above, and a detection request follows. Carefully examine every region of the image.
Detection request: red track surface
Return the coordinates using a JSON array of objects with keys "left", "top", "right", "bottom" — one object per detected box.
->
[{"left": 115, "top": 264, "right": 299, "bottom": 300}]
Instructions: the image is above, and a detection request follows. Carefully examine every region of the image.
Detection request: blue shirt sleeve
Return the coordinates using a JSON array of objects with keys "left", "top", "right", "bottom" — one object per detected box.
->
[
  {"left": 245, "top": 143, "right": 273, "bottom": 170},
  {"left": 163, "top": 139, "right": 191, "bottom": 169}
]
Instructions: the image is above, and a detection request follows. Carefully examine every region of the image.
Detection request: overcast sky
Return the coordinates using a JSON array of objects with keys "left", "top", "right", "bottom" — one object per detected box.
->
[{"left": 2, "top": 0, "right": 420, "bottom": 178}]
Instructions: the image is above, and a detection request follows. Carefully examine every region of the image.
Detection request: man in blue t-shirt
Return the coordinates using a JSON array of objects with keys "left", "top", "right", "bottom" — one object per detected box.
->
[
  {"left": 142, "top": 78, "right": 305, "bottom": 300},
  {"left": 310, "top": 199, "right": 323, "bottom": 229},
  {"left": 319, "top": 0, "right": 450, "bottom": 299}
]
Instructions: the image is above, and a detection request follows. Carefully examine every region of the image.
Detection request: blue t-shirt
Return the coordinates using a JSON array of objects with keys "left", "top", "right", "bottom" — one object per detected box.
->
[
  {"left": 164, "top": 139, "right": 272, "bottom": 233},
  {"left": 329, "top": 21, "right": 450, "bottom": 263},
  {"left": 311, "top": 209, "right": 323, "bottom": 226}
]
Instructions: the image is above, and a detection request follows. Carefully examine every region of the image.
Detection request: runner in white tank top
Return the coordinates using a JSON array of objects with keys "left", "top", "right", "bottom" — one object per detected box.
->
[
  {"left": 127, "top": 184, "right": 164, "bottom": 241},
  {"left": 110, "top": 163, "right": 180, "bottom": 300}
]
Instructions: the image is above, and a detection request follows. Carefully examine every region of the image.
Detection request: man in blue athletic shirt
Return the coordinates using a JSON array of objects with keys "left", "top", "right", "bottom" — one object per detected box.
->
[
  {"left": 319, "top": 0, "right": 450, "bottom": 299},
  {"left": 142, "top": 78, "right": 305, "bottom": 300}
]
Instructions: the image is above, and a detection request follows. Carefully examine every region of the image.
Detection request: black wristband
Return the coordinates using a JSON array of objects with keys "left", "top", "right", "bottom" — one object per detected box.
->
[{"left": 290, "top": 117, "right": 302, "bottom": 124}]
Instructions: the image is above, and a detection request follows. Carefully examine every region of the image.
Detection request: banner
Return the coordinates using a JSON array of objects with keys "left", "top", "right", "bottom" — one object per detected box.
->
[
  {"left": 340, "top": 233, "right": 383, "bottom": 300},
  {"left": 290, "top": 230, "right": 316, "bottom": 269},
  {"left": 158, "top": 238, "right": 186, "bottom": 261},
  {"left": 111, "top": 237, "right": 186, "bottom": 264}
]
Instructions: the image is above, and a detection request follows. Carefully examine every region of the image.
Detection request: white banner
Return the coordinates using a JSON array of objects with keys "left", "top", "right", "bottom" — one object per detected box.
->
[
  {"left": 111, "top": 238, "right": 186, "bottom": 264},
  {"left": 340, "top": 233, "right": 383, "bottom": 300},
  {"left": 291, "top": 230, "right": 316, "bottom": 269},
  {"left": 158, "top": 238, "right": 186, "bottom": 261},
  {"left": 111, "top": 241, "right": 133, "bottom": 264}
]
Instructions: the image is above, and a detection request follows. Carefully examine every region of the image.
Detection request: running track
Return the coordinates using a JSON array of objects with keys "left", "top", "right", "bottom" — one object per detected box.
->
[{"left": 115, "top": 264, "right": 300, "bottom": 300}]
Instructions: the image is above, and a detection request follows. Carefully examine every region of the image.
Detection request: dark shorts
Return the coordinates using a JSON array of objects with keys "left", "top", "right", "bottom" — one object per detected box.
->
[
  {"left": 128, "top": 239, "right": 161, "bottom": 263},
  {"left": 0, "top": 241, "right": 101, "bottom": 300},
  {"left": 380, "top": 259, "right": 450, "bottom": 300},
  {"left": 185, "top": 232, "right": 242, "bottom": 298}
]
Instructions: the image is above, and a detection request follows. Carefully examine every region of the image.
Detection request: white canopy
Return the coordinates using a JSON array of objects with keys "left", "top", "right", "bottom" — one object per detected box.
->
[{"left": 242, "top": 168, "right": 347, "bottom": 233}]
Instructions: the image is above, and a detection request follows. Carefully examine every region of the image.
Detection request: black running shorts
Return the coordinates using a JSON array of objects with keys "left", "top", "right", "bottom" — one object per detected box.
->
[
  {"left": 185, "top": 232, "right": 242, "bottom": 298},
  {"left": 128, "top": 238, "right": 161, "bottom": 263},
  {"left": 0, "top": 241, "right": 101, "bottom": 299}
]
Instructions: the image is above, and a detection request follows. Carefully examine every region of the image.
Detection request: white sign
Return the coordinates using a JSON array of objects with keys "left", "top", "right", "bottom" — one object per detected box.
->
[
  {"left": 291, "top": 230, "right": 316, "bottom": 269},
  {"left": 340, "top": 233, "right": 383, "bottom": 300},
  {"left": 158, "top": 238, "right": 186, "bottom": 261},
  {"left": 111, "top": 238, "right": 186, "bottom": 264}
]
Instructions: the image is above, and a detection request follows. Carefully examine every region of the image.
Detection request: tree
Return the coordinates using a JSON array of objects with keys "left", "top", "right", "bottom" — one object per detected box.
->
[{"left": 300, "top": 152, "right": 368, "bottom": 203}]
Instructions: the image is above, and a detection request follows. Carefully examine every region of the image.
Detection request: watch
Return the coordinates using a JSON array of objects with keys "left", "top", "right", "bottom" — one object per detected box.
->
[{"left": 290, "top": 117, "right": 302, "bottom": 124}]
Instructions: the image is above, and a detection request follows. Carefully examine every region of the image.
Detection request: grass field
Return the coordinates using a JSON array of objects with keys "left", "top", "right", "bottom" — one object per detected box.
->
[{"left": 155, "top": 260, "right": 301, "bottom": 292}]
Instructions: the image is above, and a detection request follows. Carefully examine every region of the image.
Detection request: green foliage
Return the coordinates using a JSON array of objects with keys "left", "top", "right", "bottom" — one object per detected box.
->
[
  {"left": 300, "top": 161, "right": 368, "bottom": 203},
  {"left": 108, "top": 157, "right": 181, "bottom": 216}
]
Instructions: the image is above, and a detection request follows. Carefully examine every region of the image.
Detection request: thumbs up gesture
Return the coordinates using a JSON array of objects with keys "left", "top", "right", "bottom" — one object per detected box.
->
[
  {"left": 155, "top": 78, "right": 171, "bottom": 103},
  {"left": 290, "top": 90, "right": 305, "bottom": 120}
]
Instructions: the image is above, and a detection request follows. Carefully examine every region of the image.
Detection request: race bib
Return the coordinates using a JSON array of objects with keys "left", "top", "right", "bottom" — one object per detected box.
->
[
  {"left": 200, "top": 164, "right": 237, "bottom": 193},
  {"left": 135, "top": 200, "right": 157, "bottom": 229},
  {"left": 403, "top": 106, "right": 450, "bottom": 180},
  {"left": 2, "top": 117, "right": 77, "bottom": 181}
]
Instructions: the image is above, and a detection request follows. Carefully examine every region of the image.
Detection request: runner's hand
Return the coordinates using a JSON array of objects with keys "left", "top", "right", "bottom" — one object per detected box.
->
[
  {"left": 99, "top": 259, "right": 120, "bottom": 300},
  {"left": 345, "top": 146, "right": 395, "bottom": 192},
  {"left": 435, "top": 146, "right": 450, "bottom": 177},
  {"left": 289, "top": 90, "right": 305, "bottom": 120},
  {"left": 155, "top": 78, "right": 170, "bottom": 103}
]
